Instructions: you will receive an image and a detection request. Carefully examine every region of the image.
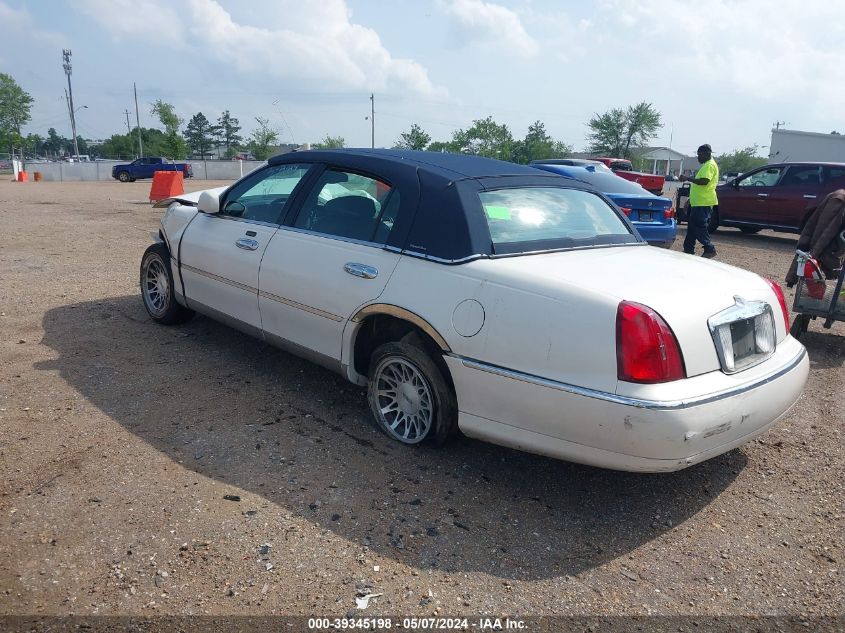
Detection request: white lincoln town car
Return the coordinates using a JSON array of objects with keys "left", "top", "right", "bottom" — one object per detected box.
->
[{"left": 140, "top": 149, "right": 808, "bottom": 472}]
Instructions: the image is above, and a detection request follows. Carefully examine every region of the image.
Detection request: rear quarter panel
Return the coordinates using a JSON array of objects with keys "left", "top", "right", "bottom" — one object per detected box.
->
[{"left": 378, "top": 256, "right": 621, "bottom": 394}]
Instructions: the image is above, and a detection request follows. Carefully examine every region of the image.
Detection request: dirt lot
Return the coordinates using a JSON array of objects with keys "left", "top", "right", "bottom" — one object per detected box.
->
[{"left": 0, "top": 180, "right": 842, "bottom": 622}]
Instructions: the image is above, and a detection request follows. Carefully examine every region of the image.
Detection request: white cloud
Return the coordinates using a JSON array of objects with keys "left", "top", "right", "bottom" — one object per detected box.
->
[
  {"left": 76, "top": 0, "right": 187, "bottom": 43},
  {"left": 74, "top": 0, "right": 445, "bottom": 97},
  {"left": 442, "top": 0, "right": 539, "bottom": 59},
  {"left": 592, "top": 0, "right": 845, "bottom": 111},
  {"left": 0, "top": 1, "right": 65, "bottom": 46}
]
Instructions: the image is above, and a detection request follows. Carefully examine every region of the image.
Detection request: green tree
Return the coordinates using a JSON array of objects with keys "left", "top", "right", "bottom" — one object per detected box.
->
[
  {"left": 395, "top": 124, "right": 431, "bottom": 150},
  {"left": 184, "top": 112, "right": 218, "bottom": 157},
  {"left": 312, "top": 134, "right": 346, "bottom": 149},
  {"left": 98, "top": 128, "right": 170, "bottom": 160},
  {"left": 151, "top": 100, "right": 187, "bottom": 158},
  {"left": 247, "top": 117, "right": 280, "bottom": 160},
  {"left": 716, "top": 145, "right": 768, "bottom": 175},
  {"left": 0, "top": 73, "right": 34, "bottom": 152},
  {"left": 452, "top": 116, "right": 513, "bottom": 159},
  {"left": 23, "top": 133, "right": 43, "bottom": 156},
  {"left": 587, "top": 102, "right": 662, "bottom": 158},
  {"left": 42, "top": 127, "right": 69, "bottom": 157},
  {"left": 217, "top": 110, "right": 243, "bottom": 158},
  {"left": 426, "top": 140, "right": 461, "bottom": 153},
  {"left": 510, "top": 120, "right": 572, "bottom": 164}
]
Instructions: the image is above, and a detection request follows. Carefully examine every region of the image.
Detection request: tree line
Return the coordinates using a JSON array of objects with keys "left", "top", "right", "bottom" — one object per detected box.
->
[{"left": 0, "top": 71, "right": 768, "bottom": 170}]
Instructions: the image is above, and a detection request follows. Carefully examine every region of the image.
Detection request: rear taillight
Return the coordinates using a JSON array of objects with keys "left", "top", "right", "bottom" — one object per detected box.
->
[
  {"left": 616, "top": 301, "right": 686, "bottom": 383},
  {"left": 763, "top": 277, "right": 790, "bottom": 333},
  {"left": 664, "top": 206, "right": 675, "bottom": 219},
  {"left": 619, "top": 207, "right": 632, "bottom": 217}
]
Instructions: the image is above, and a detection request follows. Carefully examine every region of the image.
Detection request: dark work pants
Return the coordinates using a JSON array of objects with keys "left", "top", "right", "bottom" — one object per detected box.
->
[{"left": 684, "top": 205, "right": 715, "bottom": 253}]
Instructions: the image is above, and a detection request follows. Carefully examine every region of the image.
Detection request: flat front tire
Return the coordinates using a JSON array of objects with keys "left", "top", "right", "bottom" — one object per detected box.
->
[
  {"left": 367, "top": 341, "right": 457, "bottom": 446},
  {"left": 140, "top": 243, "right": 194, "bottom": 325}
]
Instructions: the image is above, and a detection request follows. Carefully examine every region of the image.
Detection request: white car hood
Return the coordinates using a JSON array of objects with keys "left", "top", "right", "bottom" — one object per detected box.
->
[
  {"left": 152, "top": 186, "right": 228, "bottom": 208},
  {"left": 475, "top": 245, "right": 784, "bottom": 377}
]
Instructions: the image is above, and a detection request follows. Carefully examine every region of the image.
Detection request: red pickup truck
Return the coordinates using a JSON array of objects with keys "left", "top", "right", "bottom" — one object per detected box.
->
[{"left": 588, "top": 157, "right": 665, "bottom": 195}]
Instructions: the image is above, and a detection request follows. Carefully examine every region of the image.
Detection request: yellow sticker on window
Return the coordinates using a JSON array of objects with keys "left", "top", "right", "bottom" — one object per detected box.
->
[{"left": 484, "top": 205, "right": 511, "bottom": 220}]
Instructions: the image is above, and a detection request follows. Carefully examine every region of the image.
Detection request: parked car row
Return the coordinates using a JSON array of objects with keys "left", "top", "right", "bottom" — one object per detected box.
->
[
  {"left": 531, "top": 162, "right": 676, "bottom": 248},
  {"left": 140, "top": 149, "right": 807, "bottom": 473}
]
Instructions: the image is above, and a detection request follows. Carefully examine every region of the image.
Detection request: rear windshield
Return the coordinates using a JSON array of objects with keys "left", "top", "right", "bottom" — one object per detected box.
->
[
  {"left": 479, "top": 187, "right": 638, "bottom": 255},
  {"left": 567, "top": 170, "right": 651, "bottom": 195}
]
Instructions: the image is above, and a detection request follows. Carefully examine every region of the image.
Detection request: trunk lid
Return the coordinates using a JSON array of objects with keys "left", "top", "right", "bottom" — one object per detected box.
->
[{"left": 480, "top": 245, "right": 782, "bottom": 377}]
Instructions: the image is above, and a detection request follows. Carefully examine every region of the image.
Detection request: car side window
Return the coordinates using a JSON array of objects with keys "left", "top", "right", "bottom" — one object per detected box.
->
[
  {"left": 780, "top": 165, "right": 821, "bottom": 187},
  {"left": 222, "top": 163, "right": 311, "bottom": 224},
  {"left": 293, "top": 169, "right": 395, "bottom": 243},
  {"left": 737, "top": 167, "right": 782, "bottom": 188},
  {"left": 824, "top": 166, "right": 845, "bottom": 183}
]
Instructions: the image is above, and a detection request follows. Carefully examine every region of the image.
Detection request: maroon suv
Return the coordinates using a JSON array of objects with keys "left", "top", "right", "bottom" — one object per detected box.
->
[{"left": 713, "top": 162, "right": 845, "bottom": 233}]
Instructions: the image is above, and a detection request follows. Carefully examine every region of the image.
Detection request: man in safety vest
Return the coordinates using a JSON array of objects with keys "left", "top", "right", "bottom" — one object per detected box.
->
[{"left": 681, "top": 144, "right": 719, "bottom": 258}]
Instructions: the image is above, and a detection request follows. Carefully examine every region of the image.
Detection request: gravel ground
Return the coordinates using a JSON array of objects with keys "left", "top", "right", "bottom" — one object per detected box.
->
[{"left": 0, "top": 180, "right": 842, "bottom": 621}]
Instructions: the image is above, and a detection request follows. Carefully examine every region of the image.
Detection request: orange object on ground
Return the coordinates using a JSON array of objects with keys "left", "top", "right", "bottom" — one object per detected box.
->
[
  {"left": 17, "top": 171, "right": 28, "bottom": 182},
  {"left": 33, "top": 171, "right": 42, "bottom": 182},
  {"left": 149, "top": 171, "right": 184, "bottom": 202}
]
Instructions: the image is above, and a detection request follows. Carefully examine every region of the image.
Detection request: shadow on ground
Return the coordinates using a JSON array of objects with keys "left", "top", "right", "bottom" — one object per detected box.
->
[{"left": 37, "top": 295, "right": 744, "bottom": 581}]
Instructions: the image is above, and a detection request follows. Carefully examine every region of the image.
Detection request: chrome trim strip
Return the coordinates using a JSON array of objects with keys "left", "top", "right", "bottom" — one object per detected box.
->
[
  {"left": 259, "top": 290, "right": 344, "bottom": 322},
  {"left": 278, "top": 225, "right": 387, "bottom": 250},
  {"left": 451, "top": 348, "right": 807, "bottom": 411},
  {"left": 180, "top": 263, "right": 258, "bottom": 294}
]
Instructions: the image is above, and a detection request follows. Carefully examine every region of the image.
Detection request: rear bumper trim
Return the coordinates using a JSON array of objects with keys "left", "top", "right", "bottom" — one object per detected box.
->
[{"left": 450, "top": 346, "right": 807, "bottom": 411}]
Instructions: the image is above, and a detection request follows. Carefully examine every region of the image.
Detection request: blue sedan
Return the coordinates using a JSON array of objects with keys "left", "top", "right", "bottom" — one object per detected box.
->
[{"left": 531, "top": 163, "right": 677, "bottom": 248}]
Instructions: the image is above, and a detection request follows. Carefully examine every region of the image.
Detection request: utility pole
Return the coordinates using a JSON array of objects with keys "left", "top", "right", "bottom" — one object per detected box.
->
[
  {"left": 62, "top": 49, "right": 80, "bottom": 159},
  {"left": 134, "top": 83, "right": 143, "bottom": 158},
  {"left": 370, "top": 93, "right": 375, "bottom": 148}
]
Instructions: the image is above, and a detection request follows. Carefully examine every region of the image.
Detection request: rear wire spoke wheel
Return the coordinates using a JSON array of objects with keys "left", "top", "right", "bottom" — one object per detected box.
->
[
  {"left": 367, "top": 340, "right": 458, "bottom": 446},
  {"left": 373, "top": 357, "right": 434, "bottom": 444}
]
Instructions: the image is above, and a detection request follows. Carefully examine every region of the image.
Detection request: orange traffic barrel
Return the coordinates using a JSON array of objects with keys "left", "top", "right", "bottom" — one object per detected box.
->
[
  {"left": 17, "top": 171, "right": 28, "bottom": 182},
  {"left": 149, "top": 171, "right": 185, "bottom": 202},
  {"left": 33, "top": 171, "right": 42, "bottom": 182}
]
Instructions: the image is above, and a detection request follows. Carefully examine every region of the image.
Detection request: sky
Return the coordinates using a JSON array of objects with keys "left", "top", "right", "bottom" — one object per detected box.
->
[{"left": 2, "top": 0, "right": 844, "bottom": 156}]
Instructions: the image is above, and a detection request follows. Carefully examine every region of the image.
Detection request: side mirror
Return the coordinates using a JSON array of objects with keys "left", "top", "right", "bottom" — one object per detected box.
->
[
  {"left": 223, "top": 200, "right": 246, "bottom": 217},
  {"left": 197, "top": 190, "right": 220, "bottom": 214}
]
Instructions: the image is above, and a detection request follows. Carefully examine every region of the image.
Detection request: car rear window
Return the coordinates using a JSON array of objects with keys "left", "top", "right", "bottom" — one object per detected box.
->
[
  {"left": 479, "top": 187, "right": 638, "bottom": 255},
  {"left": 567, "top": 170, "right": 651, "bottom": 195}
]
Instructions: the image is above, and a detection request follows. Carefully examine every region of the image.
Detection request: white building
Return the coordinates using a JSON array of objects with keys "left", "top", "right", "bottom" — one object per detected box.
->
[{"left": 769, "top": 128, "right": 845, "bottom": 164}]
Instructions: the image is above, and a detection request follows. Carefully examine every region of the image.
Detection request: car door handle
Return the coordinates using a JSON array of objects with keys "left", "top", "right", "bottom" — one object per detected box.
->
[
  {"left": 803, "top": 195, "right": 817, "bottom": 199},
  {"left": 235, "top": 237, "right": 260, "bottom": 251},
  {"left": 757, "top": 193, "right": 769, "bottom": 198},
  {"left": 344, "top": 263, "right": 378, "bottom": 279}
]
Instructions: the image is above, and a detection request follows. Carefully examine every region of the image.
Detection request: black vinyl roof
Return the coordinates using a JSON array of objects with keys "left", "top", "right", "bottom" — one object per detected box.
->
[
  {"left": 268, "top": 149, "right": 623, "bottom": 261},
  {"left": 269, "top": 148, "right": 553, "bottom": 180}
]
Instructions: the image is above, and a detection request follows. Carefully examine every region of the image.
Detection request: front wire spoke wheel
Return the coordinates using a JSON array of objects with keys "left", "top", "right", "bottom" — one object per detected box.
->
[{"left": 143, "top": 256, "right": 170, "bottom": 317}]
